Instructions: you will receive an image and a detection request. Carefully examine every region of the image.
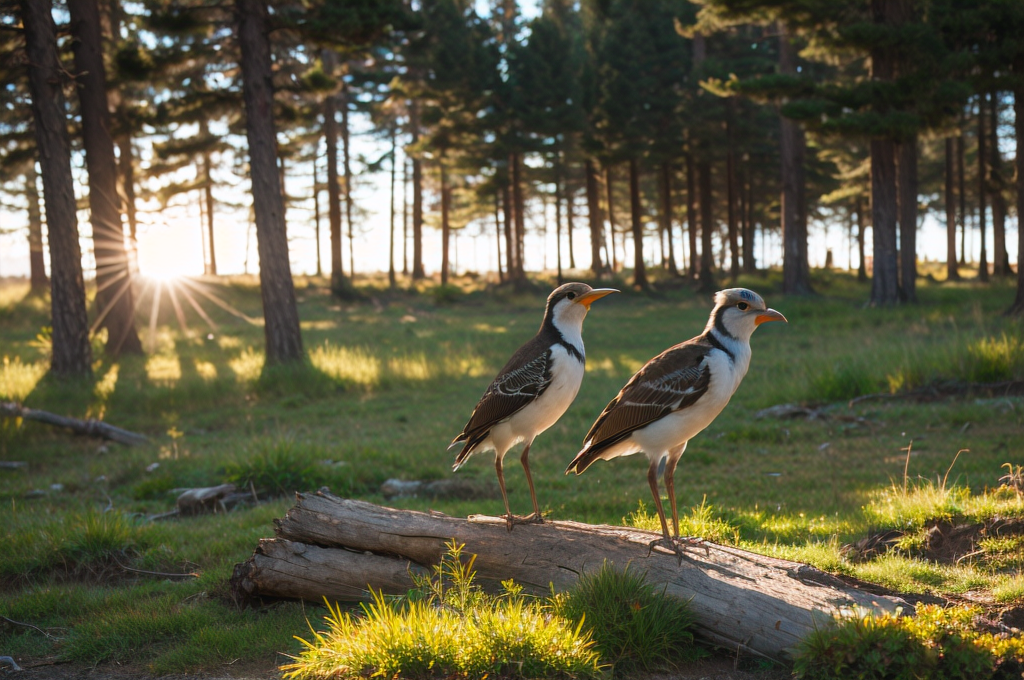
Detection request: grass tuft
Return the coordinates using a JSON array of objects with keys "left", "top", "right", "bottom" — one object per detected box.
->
[
  {"left": 626, "top": 497, "right": 739, "bottom": 545},
  {"left": 552, "top": 562, "right": 705, "bottom": 674},
  {"left": 282, "top": 541, "right": 602, "bottom": 680}
]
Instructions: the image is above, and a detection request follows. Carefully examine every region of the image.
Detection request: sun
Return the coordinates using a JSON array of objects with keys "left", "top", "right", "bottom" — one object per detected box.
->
[{"left": 136, "top": 220, "right": 206, "bottom": 281}]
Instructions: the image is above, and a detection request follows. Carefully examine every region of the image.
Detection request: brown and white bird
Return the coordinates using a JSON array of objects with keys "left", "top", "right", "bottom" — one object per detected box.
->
[
  {"left": 566, "top": 288, "right": 786, "bottom": 550},
  {"left": 451, "top": 282, "right": 618, "bottom": 530}
]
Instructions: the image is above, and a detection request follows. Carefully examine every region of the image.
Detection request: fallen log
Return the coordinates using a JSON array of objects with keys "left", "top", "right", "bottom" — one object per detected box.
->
[
  {"left": 0, "top": 401, "right": 148, "bottom": 446},
  {"left": 232, "top": 490, "right": 906, "bottom": 662}
]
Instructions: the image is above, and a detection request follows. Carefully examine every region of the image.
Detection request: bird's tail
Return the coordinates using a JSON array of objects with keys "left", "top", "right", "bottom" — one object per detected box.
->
[
  {"left": 451, "top": 430, "right": 487, "bottom": 471},
  {"left": 565, "top": 443, "right": 601, "bottom": 475}
]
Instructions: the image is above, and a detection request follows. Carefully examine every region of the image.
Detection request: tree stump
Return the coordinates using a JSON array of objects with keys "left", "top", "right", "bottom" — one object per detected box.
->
[{"left": 232, "top": 489, "right": 906, "bottom": 662}]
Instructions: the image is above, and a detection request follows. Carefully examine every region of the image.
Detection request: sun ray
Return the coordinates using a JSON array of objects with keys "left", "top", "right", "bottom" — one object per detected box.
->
[
  {"left": 178, "top": 277, "right": 261, "bottom": 325},
  {"left": 89, "top": 272, "right": 134, "bottom": 336},
  {"left": 148, "top": 279, "right": 163, "bottom": 354},
  {"left": 175, "top": 282, "right": 219, "bottom": 332},
  {"left": 165, "top": 281, "right": 191, "bottom": 337}
]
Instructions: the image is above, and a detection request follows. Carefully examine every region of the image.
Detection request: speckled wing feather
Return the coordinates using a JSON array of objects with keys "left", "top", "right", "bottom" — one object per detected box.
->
[
  {"left": 452, "top": 336, "right": 554, "bottom": 463},
  {"left": 568, "top": 341, "right": 711, "bottom": 473}
]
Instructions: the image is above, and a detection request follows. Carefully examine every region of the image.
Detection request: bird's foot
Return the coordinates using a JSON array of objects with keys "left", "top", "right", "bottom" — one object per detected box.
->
[
  {"left": 646, "top": 536, "right": 707, "bottom": 564},
  {"left": 503, "top": 512, "right": 545, "bottom": 531}
]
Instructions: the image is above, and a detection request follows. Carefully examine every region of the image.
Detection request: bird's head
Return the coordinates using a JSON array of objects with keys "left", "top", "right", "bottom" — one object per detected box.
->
[
  {"left": 544, "top": 282, "right": 618, "bottom": 334},
  {"left": 706, "top": 288, "right": 787, "bottom": 342}
]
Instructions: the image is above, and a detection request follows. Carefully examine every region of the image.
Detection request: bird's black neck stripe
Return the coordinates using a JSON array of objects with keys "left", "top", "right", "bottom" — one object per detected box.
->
[
  {"left": 712, "top": 305, "right": 736, "bottom": 342},
  {"left": 706, "top": 330, "right": 735, "bottom": 361},
  {"left": 542, "top": 314, "right": 584, "bottom": 362}
]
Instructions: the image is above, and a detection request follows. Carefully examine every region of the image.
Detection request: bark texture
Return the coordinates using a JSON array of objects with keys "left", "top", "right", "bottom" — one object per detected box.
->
[
  {"left": 628, "top": 158, "right": 649, "bottom": 290},
  {"left": 697, "top": 161, "right": 715, "bottom": 292},
  {"left": 897, "top": 138, "right": 917, "bottom": 303},
  {"left": 25, "top": 166, "right": 48, "bottom": 291},
  {"left": 870, "top": 138, "right": 900, "bottom": 305},
  {"left": 977, "top": 95, "right": 989, "bottom": 282},
  {"left": 232, "top": 493, "right": 906, "bottom": 663},
  {"left": 945, "top": 138, "right": 960, "bottom": 281},
  {"left": 586, "top": 159, "right": 604, "bottom": 276},
  {"left": 779, "top": 26, "right": 812, "bottom": 295},
  {"left": 236, "top": 0, "right": 303, "bottom": 364},
  {"left": 68, "top": 0, "right": 142, "bottom": 356},
  {"left": 21, "top": 0, "right": 92, "bottom": 377},
  {"left": 1009, "top": 81, "right": 1024, "bottom": 315}
]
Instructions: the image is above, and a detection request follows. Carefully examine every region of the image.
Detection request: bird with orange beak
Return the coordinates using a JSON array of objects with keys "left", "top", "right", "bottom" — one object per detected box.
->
[
  {"left": 566, "top": 288, "right": 786, "bottom": 552},
  {"left": 451, "top": 282, "right": 618, "bottom": 530}
]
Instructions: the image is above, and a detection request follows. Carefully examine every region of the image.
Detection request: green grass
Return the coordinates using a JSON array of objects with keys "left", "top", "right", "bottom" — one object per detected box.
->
[{"left": 2, "top": 270, "right": 1024, "bottom": 673}]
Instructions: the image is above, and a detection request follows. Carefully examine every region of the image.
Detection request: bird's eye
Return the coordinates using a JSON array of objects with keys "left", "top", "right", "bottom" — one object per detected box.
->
[
  {"left": 567, "top": 292, "right": 577, "bottom": 300},
  {"left": 737, "top": 302, "right": 749, "bottom": 311}
]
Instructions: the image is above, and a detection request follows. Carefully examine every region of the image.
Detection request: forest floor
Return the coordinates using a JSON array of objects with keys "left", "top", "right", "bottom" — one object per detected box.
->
[{"left": 1, "top": 267, "right": 1023, "bottom": 677}]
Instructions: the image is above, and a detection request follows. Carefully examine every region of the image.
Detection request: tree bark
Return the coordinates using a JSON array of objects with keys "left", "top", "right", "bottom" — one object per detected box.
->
[
  {"left": 870, "top": 138, "right": 900, "bottom": 305},
  {"left": 697, "top": 161, "right": 715, "bottom": 292},
  {"left": 411, "top": 103, "right": 425, "bottom": 280},
  {"left": 323, "top": 52, "right": 346, "bottom": 292},
  {"left": 494, "top": 190, "right": 504, "bottom": 283},
  {"left": 945, "top": 138, "right": 960, "bottom": 281},
  {"left": 726, "top": 114, "right": 739, "bottom": 280},
  {"left": 116, "top": 135, "right": 138, "bottom": 260},
  {"left": 628, "top": 158, "right": 649, "bottom": 290},
  {"left": 957, "top": 133, "right": 967, "bottom": 265},
  {"left": 585, "top": 159, "right": 604, "bottom": 276},
  {"left": 236, "top": 0, "right": 303, "bottom": 364},
  {"left": 988, "top": 93, "right": 1011, "bottom": 277},
  {"left": 68, "top": 0, "right": 142, "bottom": 356},
  {"left": 439, "top": 157, "right": 451, "bottom": 286},
  {"left": 502, "top": 170, "right": 516, "bottom": 280},
  {"left": 1008, "top": 80, "right": 1024, "bottom": 315},
  {"left": 1, "top": 401, "right": 147, "bottom": 445},
  {"left": 896, "top": 138, "right": 917, "bottom": 302},
  {"left": 313, "top": 152, "right": 322, "bottom": 277},
  {"left": 555, "top": 163, "right": 564, "bottom": 284},
  {"left": 605, "top": 165, "right": 618, "bottom": 271},
  {"left": 25, "top": 165, "right": 49, "bottom": 292},
  {"left": 21, "top": 0, "right": 92, "bottom": 377},
  {"left": 512, "top": 151, "right": 526, "bottom": 281},
  {"left": 779, "top": 26, "right": 812, "bottom": 295},
  {"left": 232, "top": 493, "right": 905, "bottom": 664},
  {"left": 686, "top": 152, "right": 698, "bottom": 280},
  {"left": 977, "top": 95, "right": 989, "bottom": 282},
  {"left": 341, "top": 82, "right": 355, "bottom": 279},
  {"left": 388, "top": 126, "right": 397, "bottom": 288},
  {"left": 856, "top": 196, "right": 867, "bottom": 282},
  {"left": 660, "top": 161, "right": 679, "bottom": 276},
  {"left": 566, "top": 171, "right": 576, "bottom": 271},
  {"left": 202, "top": 150, "right": 217, "bottom": 276}
]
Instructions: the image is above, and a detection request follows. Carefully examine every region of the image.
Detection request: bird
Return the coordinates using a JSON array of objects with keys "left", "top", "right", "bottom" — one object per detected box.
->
[
  {"left": 565, "top": 288, "right": 786, "bottom": 552},
  {"left": 450, "top": 282, "right": 618, "bottom": 530}
]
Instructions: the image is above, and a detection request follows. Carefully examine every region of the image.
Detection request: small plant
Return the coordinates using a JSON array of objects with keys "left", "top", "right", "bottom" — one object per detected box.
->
[
  {"left": 282, "top": 541, "right": 602, "bottom": 680},
  {"left": 222, "top": 439, "right": 328, "bottom": 498},
  {"left": 1000, "top": 463, "right": 1024, "bottom": 495},
  {"left": 626, "top": 497, "right": 738, "bottom": 545},
  {"left": 430, "top": 283, "right": 463, "bottom": 305},
  {"left": 809, "top": 360, "right": 877, "bottom": 402},
  {"left": 793, "top": 604, "right": 1024, "bottom": 680},
  {"left": 965, "top": 334, "right": 1024, "bottom": 383},
  {"left": 552, "top": 562, "right": 704, "bottom": 674}
]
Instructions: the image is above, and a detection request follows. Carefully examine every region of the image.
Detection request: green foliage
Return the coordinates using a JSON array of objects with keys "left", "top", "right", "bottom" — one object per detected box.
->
[
  {"left": 809, "top": 360, "right": 877, "bottom": 402},
  {"left": 282, "top": 541, "right": 602, "bottom": 680},
  {"left": 793, "top": 604, "right": 1024, "bottom": 680},
  {"left": 627, "top": 498, "right": 739, "bottom": 545},
  {"left": 221, "top": 439, "right": 336, "bottom": 498},
  {"left": 430, "top": 283, "right": 464, "bottom": 305},
  {"left": 964, "top": 334, "right": 1024, "bottom": 383},
  {"left": 552, "top": 562, "right": 705, "bottom": 674}
]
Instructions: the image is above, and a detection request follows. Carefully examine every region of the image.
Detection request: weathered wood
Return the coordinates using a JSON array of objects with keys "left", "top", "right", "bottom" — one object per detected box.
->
[
  {"left": 233, "top": 490, "right": 906, "bottom": 662},
  {"left": 1, "top": 402, "right": 148, "bottom": 445}
]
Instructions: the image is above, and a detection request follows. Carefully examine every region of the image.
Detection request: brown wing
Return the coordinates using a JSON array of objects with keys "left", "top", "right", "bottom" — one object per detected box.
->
[
  {"left": 567, "top": 342, "right": 710, "bottom": 473},
  {"left": 452, "top": 337, "right": 555, "bottom": 462}
]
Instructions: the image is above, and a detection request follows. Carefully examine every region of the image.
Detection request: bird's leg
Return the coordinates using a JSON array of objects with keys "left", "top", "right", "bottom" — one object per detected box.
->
[
  {"left": 665, "top": 446, "right": 707, "bottom": 556},
  {"left": 518, "top": 441, "right": 544, "bottom": 524},
  {"left": 646, "top": 457, "right": 676, "bottom": 551},
  {"left": 495, "top": 455, "right": 515, "bottom": 532}
]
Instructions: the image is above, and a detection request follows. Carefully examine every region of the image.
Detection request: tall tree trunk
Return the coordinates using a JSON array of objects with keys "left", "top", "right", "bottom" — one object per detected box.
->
[
  {"left": 628, "top": 158, "right": 649, "bottom": 290},
  {"left": 403, "top": 158, "right": 409, "bottom": 277},
  {"left": 388, "top": 126, "right": 397, "bottom": 288},
  {"left": 494, "top": 190, "right": 504, "bottom": 283},
  {"left": 779, "top": 25, "right": 812, "bottom": 295},
  {"left": 341, "top": 82, "right": 355, "bottom": 279},
  {"left": 68, "top": 0, "right": 142, "bottom": 356},
  {"left": 897, "top": 138, "right": 917, "bottom": 302},
  {"left": 870, "top": 138, "right": 900, "bottom": 305},
  {"left": 26, "top": 165, "right": 49, "bottom": 291},
  {"left": 236, "top": 0, "right": 303, "bottom": 364},
  {"left": 313, "top": 152, "right": 322, "bottom": 277},
  {"left": 21, "top": 0, "right": 92, "bottom": 376},
  {"left": 323, "top": 52, "right": 347, "bottom": 292},
  {"left": 856, "top": 196, "right": 867, "bottom": 282},
  {"left": 945, "top": 137, "right": 960, "bottom": 281},
  {"left": 566, "top": 174, "right": 576, "bottom": 270},
  {"left": 741, "top": 165, "right": 755, "bottom": 272},
  {"left": 988, "top": 92, "right": 1011, "bottom": 277},
  {"left": 1009, "top": 77, "right": 1024, "bottom": 315},
  {"left": 686, "top": 152, "right": 698, "bottom": 280},
  {"left": 585, "top": 159, "right": 604, "bottom": 276},
  {"left": 439, "top": 156, "right": 450, "bottom": 286},
  {"left": 605, "top": 165, "right": 618, "bottom": 272},
  {"left": 203, "top": 151, "right": 217, "bottom": 276},
  {"left": 512, "top": 152, "right": 526, "bottom": 280},
  {"left": 977, "top": 95, "right": 989, "bottom": 282},
  {"left": 502, "top": 170, "right": 515, "bottom": 280},
  {"left": 412, "top": 104, "right": 425, "bottom": 280},
  {"left": 726, "top": 113, "right": 739, "bottom": 280},
  {"left": 555, "top": 163, "right": 564, "bottom": 284},
  {"left": 697, "top": 161, "right": 715, "bottom": 292},
  {"left": 659, "top": 161, "right": 679, "bottom": 276},
  {"left": 116, "top": 135, "right": 138, "bottom": 260},
  {"left": 957, "top": 133, "right": 967, "bottom": 265}
]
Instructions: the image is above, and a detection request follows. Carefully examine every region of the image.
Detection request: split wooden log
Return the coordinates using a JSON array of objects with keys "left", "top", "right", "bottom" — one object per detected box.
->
[
  {"left": 0, "top": 401, "right": 148, "bottom": 446},
  {"left": 232, "top": 490, "right": 907, "bottom": 662}
]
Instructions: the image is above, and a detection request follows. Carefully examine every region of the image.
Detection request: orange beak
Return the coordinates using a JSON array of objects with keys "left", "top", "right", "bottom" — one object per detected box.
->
[
  {"left": 576, "top": 288, "right": 619, "bottom": 310},
  {"left": 754, "top": 308, "right": 787, "bottom": 326}
]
